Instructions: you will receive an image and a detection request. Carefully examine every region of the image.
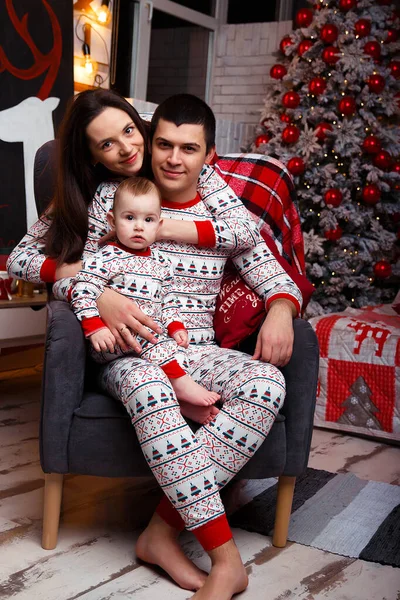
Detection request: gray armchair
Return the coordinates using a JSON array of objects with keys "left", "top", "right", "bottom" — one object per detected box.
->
[{"left": 35, "top": 141, "right": 319, "bottom": 550}]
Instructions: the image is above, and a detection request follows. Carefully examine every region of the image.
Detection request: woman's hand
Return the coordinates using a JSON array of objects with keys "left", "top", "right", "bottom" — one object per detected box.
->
[
  {"left": 55, "top": 261, "right": 82, "bottom": 280},
  {"left": 96, "top": 288, "right": 163, "bottom": 352},
  {"left": 252, "top": 299, "right": 295, "bottom": 367}
]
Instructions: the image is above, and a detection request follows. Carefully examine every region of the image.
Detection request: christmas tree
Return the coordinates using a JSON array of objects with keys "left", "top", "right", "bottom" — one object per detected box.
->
[
  {"left": 337, "top": 375, "right": 381, "bottom": 429},
  {"left": 252, "top": 0, "right": 400, "bottom": 317}
]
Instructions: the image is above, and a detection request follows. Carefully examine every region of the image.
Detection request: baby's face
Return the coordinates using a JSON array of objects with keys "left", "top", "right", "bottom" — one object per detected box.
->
[{"left": 113, "top": 190, "right": 161, "bottom": 250}]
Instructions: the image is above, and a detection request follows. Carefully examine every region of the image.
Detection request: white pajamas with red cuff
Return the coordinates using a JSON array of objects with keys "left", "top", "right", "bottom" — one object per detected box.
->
[
  {"left": 7, "top": 165, "right": 302, "bottom": 549},
  {"left": 70, "top": 242, "right": 189, "bottom": 378}
]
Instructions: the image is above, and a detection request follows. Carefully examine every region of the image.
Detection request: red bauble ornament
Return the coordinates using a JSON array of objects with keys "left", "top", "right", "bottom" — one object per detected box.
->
[
  {"left": 322, "top": 46, "right": 340, "bottom": 64},
  {"left": 315, "top": 122, "right": 333, "bottom": 141},
  {"left": 391, "top": 160, "right": 400, "bottom": 174},
  {"left": 287, "top": 156, "right": 305, "bottom": 176},
  {"left": 366, "top": 74, "right": 385, "bottom": 93},
  {"left": 280, "top": 36, "right": 293, "bottom": 53},
  {"left": 385, "top": 28, "right": 399, "bottom": 44},
  {"left": 270, "top": 64, "right": 287, "bottom": 79},
  {"left": 389, "top": 60, "right": 400, "bottom": 79},
  {"left": 282, "top": 125, "right": 300, "bottom": 144},
  {"left": 309, "top": 77, "right": 326, "bottom": 95},
  {"left": 324, "top": 188, "right": 343, "bottom": 207},
  {"left": 373, "top": 260, "right": 392, "bottom": 279},
  {"left": 280, "top": 113, "right": 292, "bottom": 123},
  {"left": 338, "top": 96, "right": 356, "bottom": 116},
  {"left": 324, "top": 226, "right": 343, "bottom": 241},
  {"left": 298, "top": 39, "right": 314, "bottom": 56},
  {"left": 362, "top": 135, "right": 381, "bottom": 154},
  {"left": 362, "top": 184, "right": 381, "bottom": 205},
  {"left": 363, "top": 41, "right": 381, "bottom": 60},
  {"left": 255, "top": 134, "right": 270, "bottom": 148},
  {"left": 295, "top": 8, "right": 313, "bottom": 28},
  {"left": 354, "top": 18, "right": 371, "bottom": 38},
  {"left": 320, "top": 24, "right": 339, "bottom": 44},
  {"left": 282, "top": 91, "right": 301, "bottom": 109},
  {"left": 373, "top": 150, "right": 392, "bottom": 170},
  {"left": 339, "top": 0, "right": 357, "bottom": 11}
]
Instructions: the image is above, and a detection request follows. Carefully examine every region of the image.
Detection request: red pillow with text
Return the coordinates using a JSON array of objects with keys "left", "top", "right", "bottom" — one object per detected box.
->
[
  {"left": 214, "top": 238, "right": 314, "bottom": 349},
  {"left": 214, "top": 269, "right": 265, "bottom": 348}
]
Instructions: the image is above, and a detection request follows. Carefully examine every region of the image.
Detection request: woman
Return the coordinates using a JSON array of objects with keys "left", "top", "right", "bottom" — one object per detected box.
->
[{"left": 8, "top": 89, "right": 300, "bottom": 599}]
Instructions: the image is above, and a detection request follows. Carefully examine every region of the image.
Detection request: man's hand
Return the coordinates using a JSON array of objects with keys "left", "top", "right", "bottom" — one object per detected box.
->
[
  {"left": 96, "top": 288, "right": 163, "bottom": 353},
  {"left": 252, "top": 299, "right": 296, "bottom": 367},
  {"left": 172, "top": 329, "right": 189, "bottom": 348},
  {"left": 55, "top": 261, "right": 82, "bottom": 280},
  {"left": 90, "top": 328, "right": 116, "bottom": 353}
]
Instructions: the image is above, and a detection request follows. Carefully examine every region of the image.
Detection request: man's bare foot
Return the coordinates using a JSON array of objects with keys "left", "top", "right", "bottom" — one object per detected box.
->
[
  {"left": 190, "top": 539, "right": 248, "bottom": 600},
  {"left": 180, "top": 402, "right": 220, "bottom": 425},
  {"left": 136, "top": 513, "right": 207, "bottom": 591},
  {"left": 171, "top": 375, "right": 220, "bottom": 406}
]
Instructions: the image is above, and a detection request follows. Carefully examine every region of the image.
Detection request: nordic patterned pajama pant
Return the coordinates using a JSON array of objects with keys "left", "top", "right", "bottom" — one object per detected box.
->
[
  {"left": 99, "top": 343, "right": 285, "bottom": 551},
  {"left": 90, "top": 331, "right": 189, "bottom": 379}
]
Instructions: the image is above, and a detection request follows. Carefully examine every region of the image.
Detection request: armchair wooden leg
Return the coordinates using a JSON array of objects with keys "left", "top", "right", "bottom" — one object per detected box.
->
[
  {"left": 272, "top": 475, "right": 296, "bottom": 548},
  {"left": 42, "top": 473, "right": 64, "bottom": 550}
]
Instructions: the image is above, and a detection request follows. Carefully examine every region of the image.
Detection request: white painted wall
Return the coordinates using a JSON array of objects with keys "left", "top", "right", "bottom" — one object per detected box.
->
[{"left": 211, "top": 20, "right": 293, "bottom": 149}]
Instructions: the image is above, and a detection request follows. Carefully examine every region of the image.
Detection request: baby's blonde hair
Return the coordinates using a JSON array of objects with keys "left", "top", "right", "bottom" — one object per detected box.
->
[{"left": 114, "top": 177, "right": 161, "bottom": 212}]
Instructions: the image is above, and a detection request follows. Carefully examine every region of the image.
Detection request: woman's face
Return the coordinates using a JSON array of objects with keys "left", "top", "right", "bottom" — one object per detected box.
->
[{"left": 86, "top": 107, "right": 145, "bottom": 177}]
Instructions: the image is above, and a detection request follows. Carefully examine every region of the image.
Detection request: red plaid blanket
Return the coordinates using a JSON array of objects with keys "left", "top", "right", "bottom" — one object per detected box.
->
[{"left": 214, "top": 153, "right": 306, "bottom": 276}]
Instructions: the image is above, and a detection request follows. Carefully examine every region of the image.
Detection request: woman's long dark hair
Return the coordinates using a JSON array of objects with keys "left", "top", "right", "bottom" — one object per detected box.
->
[{"left": 45, "top": 89, "right": 150, "bottom": 265}]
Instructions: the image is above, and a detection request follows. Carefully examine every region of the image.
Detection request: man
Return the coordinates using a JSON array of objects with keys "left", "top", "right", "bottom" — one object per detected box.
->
[{"left": 134, "top": 94, "right": 302, "bottom": 600}]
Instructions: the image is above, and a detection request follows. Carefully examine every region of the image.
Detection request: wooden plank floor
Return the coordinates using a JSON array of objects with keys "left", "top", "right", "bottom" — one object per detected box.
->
[{"left": 0, "top": 373, "right": 399, "bottom": 599}]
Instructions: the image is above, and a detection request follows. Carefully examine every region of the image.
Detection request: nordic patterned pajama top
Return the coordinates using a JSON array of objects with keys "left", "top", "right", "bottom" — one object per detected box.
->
[{"left": 71, "top": 243, "right": 189, "bottom": 378}]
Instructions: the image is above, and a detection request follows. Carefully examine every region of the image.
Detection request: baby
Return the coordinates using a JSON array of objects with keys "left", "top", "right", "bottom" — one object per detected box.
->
[{"left": 70, "top": 177, "right": 219, "bottom": 417}]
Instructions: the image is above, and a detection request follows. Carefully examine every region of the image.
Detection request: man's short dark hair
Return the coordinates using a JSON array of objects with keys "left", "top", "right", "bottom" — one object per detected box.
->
[{"left": 150, "top": 94, "right": 216, "bottom": 153}]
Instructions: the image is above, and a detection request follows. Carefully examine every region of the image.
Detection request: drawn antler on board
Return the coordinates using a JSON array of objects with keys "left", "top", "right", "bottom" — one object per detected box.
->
[{"left": 0, "top": 0, "right": 62, "bottom": 100}]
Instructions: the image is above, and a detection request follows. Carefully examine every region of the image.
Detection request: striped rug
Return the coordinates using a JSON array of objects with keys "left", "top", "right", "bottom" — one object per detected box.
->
[{"left": 230, "top": 468, "right": 400, "bottom": 567}]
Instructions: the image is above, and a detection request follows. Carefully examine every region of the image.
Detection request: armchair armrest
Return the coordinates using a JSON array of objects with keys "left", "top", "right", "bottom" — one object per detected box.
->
[
  {"left": 40, "top": 300, "right": 87, "bottom": 474},
  {"left": 280, "top": 318, "right": 319, "bottom": 476}
]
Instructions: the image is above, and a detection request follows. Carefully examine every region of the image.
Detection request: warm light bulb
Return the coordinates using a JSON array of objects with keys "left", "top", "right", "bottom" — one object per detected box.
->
[
  {"left": 97, "top": 0, "right": 111, "bottom": 24},
  {"left": 84, "top": 56, "right": 94, "bottom": 74}
]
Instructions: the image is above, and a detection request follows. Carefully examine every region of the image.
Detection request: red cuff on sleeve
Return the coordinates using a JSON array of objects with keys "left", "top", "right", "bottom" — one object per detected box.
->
[
  {"left": 266, "top": 293, "right": 301, "bottom": 318},
  {"left": 81, "top": 316, "right": 107, "bottom": 337},
  {"left": 161, "top": 360, "right": 187, "bottom": 379},
  {"left": 40, "top": 258, "right": 57, "bottom": 283},
  {"left": 167, "top": 321, "right": 186, "bottom": 337},
  {"left": 195, "top": 220, "right": 216, "bottom": 247}
]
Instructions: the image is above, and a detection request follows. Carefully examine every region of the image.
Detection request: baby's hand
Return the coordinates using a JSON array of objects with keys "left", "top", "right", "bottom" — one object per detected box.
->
[
  {"left": 173, "top": 329, "right": 189, "bottom": 348},
  {"left": 90, "top": 328, "right": 116, "bottom": 353}
]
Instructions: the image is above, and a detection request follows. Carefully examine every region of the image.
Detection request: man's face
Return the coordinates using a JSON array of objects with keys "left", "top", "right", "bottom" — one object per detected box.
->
[{"left": 151, "top": 118, "right": 215, "bottom": 203}]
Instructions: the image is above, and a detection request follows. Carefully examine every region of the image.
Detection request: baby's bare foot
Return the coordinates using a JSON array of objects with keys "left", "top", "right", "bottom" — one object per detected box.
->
[
  {"left": 171, "top": 375, "right": 220, "bottom": 406},
  {"left": 136, "top": 514, "right": 207, "bottom": 591},
  {"left": 180, "top": 402, "right": 220, "bottom": 425}
]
